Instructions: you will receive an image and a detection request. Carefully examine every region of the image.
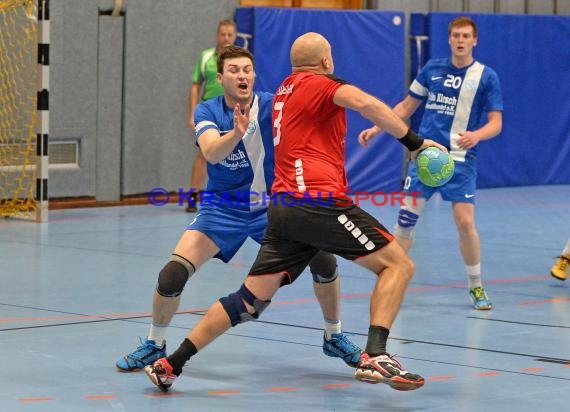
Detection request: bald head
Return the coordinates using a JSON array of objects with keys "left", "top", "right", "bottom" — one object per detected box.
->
[{"left": 290, "top": 32, "right": 333, "bottom": 73}]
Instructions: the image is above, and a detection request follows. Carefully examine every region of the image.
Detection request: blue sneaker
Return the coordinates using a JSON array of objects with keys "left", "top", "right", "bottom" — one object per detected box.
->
[
  {"left": 323, "top": 332, "right": 362, "bottom": 368},
  {"left": 116, "top": 338, "right": 166, "bottom": 372},
  {"left": 469, "top": 287, "right": 493, "bottom": 310}
]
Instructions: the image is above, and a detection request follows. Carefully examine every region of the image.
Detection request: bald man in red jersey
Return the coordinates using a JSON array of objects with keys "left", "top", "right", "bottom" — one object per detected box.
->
[{"left": 145, "top": 32, "right": 445, "bottom": 393}]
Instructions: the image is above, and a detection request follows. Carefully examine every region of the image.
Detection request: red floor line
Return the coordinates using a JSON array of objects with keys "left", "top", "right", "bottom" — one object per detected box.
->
[
  {"left": 0, "top": 274, "right": 550, "bottom": 324},
  {"left": 19, "top": 397, "right": 54, "bottom": 402},
  {"left": 477, "top": 371, "right": 502, "bottom": 377},
  {"left": 254, "top": 275, "right": 551, "bottom": 307},
  {"left": 266, "top": 387, "right": 298, "bottom": 392},
  {"left": 428, "top": 376, "right": 454, "bottom": 381},
  {"left": 322, "top": 383, "right": 352, "bottom": 388},
  {"left": 0, "top": 309, "right": 207, "bottom": 324},
  {"left": 518, "top": 296, "right": 570, "bottom": 306},
  {"left": 208, "top": 390, "right": 241, "bottom": 395},
  {"left": 522, "top": 367, "right": 545, "bottom": 372},
  {"left": 146, "top": 392, "right": 180, "bottom": 397}
]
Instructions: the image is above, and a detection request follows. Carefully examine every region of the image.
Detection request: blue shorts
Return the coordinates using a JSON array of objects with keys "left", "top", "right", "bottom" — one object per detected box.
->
[
  {"left": 404, "top": 157, "right": 477, "bottom": 203},
  {"left": 187, "top": 205, "right": 268, "bottom": 263}
]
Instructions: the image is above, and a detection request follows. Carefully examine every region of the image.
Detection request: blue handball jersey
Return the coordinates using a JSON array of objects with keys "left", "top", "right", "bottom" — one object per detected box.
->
[
  {"left": 409, "top": 58, "right": 503, "bottom": 162},
  {"left": 194, "top": 92, "right": 275, "bottom": 211}
]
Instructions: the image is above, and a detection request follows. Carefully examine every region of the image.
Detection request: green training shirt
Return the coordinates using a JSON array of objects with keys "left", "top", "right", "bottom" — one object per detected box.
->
[{"left": 191, "top": 47, "right": 224, "bottom": 101}]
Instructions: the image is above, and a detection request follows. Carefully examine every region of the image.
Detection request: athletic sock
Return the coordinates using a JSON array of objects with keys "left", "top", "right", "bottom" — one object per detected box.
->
[
  {"left": 562, "top": 240, "right": 570, "bottom": 257},
  {"left": 466, "top": 263, "right": 482, "bottom": 289},
  {"left": 365, "top": 325, "right": 390, "bottom": 357},
  {"left": 167, "top": 338, "right": 198, "bottom": 376},
  {"left": 324, "top": 319, "right": 341, "bottom": 340},
  {"left": 148, "top": 323, "right": 168, "bottom": 347}
]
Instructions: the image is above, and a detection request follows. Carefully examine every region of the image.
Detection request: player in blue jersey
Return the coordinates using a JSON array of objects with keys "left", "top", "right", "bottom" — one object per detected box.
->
[
  {"left": 359, "top": 16, "right": 503, "bottom": 310},
  {"left": 116, "top": 45, "right": 361, "bottom": 372}
]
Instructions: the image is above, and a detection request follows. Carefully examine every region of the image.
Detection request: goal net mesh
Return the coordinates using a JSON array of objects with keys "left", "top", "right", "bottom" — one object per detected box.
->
[{"left": 0, "top": 0, "right": 38, "bottom": 218}]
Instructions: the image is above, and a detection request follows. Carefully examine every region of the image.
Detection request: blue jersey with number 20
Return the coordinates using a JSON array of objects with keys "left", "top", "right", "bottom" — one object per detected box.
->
[{"left": 409, "top": 58, "right": 503, "bottom": 163}]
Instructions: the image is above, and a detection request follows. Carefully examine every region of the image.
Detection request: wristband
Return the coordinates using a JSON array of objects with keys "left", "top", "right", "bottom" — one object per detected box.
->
[{"left": 397, "top": 129, "right": 424, "bottom": 151}]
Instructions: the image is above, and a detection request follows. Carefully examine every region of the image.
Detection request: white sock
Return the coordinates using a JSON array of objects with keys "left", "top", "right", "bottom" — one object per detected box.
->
[
  {"left": 148, "top": 323, "right": 168, "bottom": 347},
  {"left": 324, "top": 319, "right": 341, "bottom": 340},
  {"left": 466, "top": 263, "right": 482, "bottom": 289},
  {"left": 562, "top": 238, "right": 570, "bottom": 257}
]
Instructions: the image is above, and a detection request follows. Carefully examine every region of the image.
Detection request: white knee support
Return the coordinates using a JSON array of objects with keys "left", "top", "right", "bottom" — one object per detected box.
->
[{"left": 393, "top": 196, "right": 426, "bottom": 239}]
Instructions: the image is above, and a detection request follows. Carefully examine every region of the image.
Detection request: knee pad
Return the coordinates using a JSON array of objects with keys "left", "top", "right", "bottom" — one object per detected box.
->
[
  {"left": 219, "top": 283, "right": 271, "bottom": 327},
  {"left": 393, "top": 197, "right": 426, "bottom": 239},
  {"left": 309, "top": 252, "right": 338, "bottom": 284},
  {"left": 156, "top": 254, "right": 196, "bottom": 297}
]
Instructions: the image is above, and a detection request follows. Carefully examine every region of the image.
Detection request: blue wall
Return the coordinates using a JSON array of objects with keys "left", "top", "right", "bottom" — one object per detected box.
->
[
  {"left": 426, "top": 12, "right": 570, "bottom": 188},
  {"left": 237, "top": 8, "right": 407, "bottom": 193},
  {"left": 239, "top": 8, "right": 570, "bottom": 193}
]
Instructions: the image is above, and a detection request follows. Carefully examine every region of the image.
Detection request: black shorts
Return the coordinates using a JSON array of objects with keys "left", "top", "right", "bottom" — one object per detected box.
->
[{"left": 248, "top": 194, "right": 394, "bottom": 285}]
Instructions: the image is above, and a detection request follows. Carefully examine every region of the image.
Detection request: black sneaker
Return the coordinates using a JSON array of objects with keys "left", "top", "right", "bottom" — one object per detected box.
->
[{"left": 185, "top": 191, "right": 200, "bottom": 213}]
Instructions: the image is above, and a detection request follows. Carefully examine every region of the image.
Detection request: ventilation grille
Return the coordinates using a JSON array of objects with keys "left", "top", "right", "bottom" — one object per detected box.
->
[
  {"left": 49, "top": 142, "right": 79, "bottom": 166},
  {"left": 0, "top": 141, "right": 79, "bottom": 168}
]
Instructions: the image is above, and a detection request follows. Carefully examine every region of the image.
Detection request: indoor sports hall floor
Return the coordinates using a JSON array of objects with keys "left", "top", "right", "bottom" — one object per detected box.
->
[{"left": 1, "top": 185, "right": 569, "bottom": 411}]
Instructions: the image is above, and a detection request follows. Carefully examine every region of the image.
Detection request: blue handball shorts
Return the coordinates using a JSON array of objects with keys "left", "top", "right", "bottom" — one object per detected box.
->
[
  {"left": 404, "top": 156, "right": 477, "bottom": 204},
  {"left": 186, "top": 205, "right": 268, "bottom": 263}
]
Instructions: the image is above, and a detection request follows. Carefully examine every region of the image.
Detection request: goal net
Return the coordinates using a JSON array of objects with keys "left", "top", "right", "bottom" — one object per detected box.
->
[{"left": 0, "top": 0, "right": 38, "bottom": 218}]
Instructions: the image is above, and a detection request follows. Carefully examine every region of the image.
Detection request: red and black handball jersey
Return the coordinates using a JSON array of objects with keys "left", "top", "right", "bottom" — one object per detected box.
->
[{"left": 271, "top": 72, "right": 348, "bottom": 198}]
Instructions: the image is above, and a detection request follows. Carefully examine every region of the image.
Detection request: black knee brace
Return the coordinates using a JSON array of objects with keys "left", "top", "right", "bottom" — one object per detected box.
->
[
  {"left": 309, "top": 251, "right": 339, "bottom": 284},
  {"left": 156, "top": 254, "right": 195, "bottom": 297},
  {"left": 219, "top": 284, "right": 271, "bottom": 327}
]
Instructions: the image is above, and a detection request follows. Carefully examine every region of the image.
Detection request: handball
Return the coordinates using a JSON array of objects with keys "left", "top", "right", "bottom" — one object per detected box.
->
[{"left": 416, "top": 147, "right": 454, "bottom": 187}]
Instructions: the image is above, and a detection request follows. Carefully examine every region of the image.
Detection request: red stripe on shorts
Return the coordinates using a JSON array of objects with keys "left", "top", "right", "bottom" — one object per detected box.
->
[{"left": 374, "top": 227, "right": 394, "bottom": 242}]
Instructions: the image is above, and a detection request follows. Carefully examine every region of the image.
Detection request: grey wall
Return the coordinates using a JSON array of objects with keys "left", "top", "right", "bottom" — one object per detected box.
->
[
  {"left": 121, "top": 0, "right": 238, "bottom": 195},
  {"left": 97, "top": 15, "right": 123, "bottom": 201},
  {"left": 50, "top": 0, "right": 99, "bottom": 197},
  {"left": 50, "top": 0, "right": 238, "bottom": 198},
  {"left": 48, "top": 0, "right": 568, "bottom": 199}
]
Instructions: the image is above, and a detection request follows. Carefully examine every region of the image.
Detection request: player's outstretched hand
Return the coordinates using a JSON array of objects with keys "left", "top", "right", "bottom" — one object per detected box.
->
[
  {"left": 411, "top": 139, "right": 448, "bottom": 162},
  {"left": 234, "top": 103, "right": 251, "bottom": 138},
  {"left": 358, "top": 126, "right": 382, "bottom": 147}
]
